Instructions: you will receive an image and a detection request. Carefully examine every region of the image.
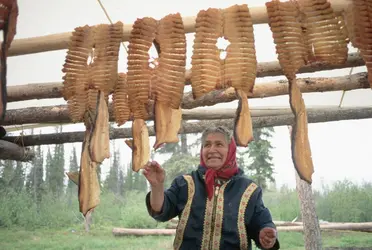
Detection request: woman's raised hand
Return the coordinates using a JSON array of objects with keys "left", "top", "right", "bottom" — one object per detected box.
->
[{"left": 143, "top": 161, "right": 165, "bottom": 188}]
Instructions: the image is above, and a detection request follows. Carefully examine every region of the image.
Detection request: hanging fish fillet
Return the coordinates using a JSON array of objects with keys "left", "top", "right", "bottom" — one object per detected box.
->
[
  {"left": 132, "top": 119, "right": 150, "bottom": 172},
  {"left": 0, "top": 0, "right": 18, "bottom": 121},
  {"left": 127, "top": 17, "right": 158, "bottom": 120},
  {"left": 153, "top": 13, "right": 185, "bottom": 149},
  {"left": 154, "top": 13, "right": 186, "bottom": 109},
  {"left": 344, "top": 0, "right": 372, "bottom": 86},
  {"left": 88, "top": 90, "right": 110, "bottom": 163},
  {"left": 298, "top": 0, "right": 349, "bottom": 65},
  {"left": 223, "top": 4, "right": 257, "bottom": 146},
  {"left": 91, "top": 22, "right": 123, "bottom": 101},
  {"left": 223, "top": 4, "right": 257, "bottom": 94},
  {"left": 266, "top": 0, "right": 314, "bottom": 183},
  {"left": 78, "top": 129, "right": 101, "bottom": 216},
  {"left": 62, "top": 25, "right": 94, "bottom": 122},
  {"left": 113, "top": 73, "right": 131, "bottom": 126},
  {"left": 191, "top": 8, "right": 223, "bottom": 99}
]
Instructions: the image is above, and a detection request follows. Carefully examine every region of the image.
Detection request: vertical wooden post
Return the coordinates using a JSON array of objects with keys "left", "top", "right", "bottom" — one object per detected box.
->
[{"left": 288, "top": 126, "right": 323, "bottom": 250}]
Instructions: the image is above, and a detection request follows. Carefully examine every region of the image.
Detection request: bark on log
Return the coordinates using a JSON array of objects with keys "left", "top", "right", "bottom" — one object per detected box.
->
[
  {"left": 6, "top": 53, "right": 365, "bottom": 103},
  {"left": 0, "top": 140, "right": 35, "bottom": 161},
  {"left": 3, "top": 106, "right": 372, "bottom": 146},
  {"left": 2, "top": 72, "right": 370, "bottom": 126},
  {"left": 112, "top": 222, "right": 372, "bottom": 236},
  {"left": 182, "top": 72, "right": 369, "bottom": 109},
  {"left": 278, "top": 223, "right": 372, "bottom": 233},
  {"left": 295, "top": 165, "right": 323, "bottom": 249},
  {"left": 8, "top": 0, "right": 349, "bottom": 57}
]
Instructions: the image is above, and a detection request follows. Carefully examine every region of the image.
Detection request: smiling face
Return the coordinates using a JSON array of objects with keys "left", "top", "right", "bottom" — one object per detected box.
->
[{"left": 201, "top": 132, "right": 229, "bottom": 171}]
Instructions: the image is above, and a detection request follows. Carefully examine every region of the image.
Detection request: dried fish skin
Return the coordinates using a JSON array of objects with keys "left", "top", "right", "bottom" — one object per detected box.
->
[
  {"left": 289, "top": 79, "right": 314, "bottom": 184},
  {"left": 191, "top": 8, "right": 223, "bottom": 99},
  {"left": 127, "top": 17, "right": 158, "bottom": 120},
  {"left": 132, "top": 119, "right": 150, "bottom": 172},
  {"left": 113, "top": 73, "right": 131, "bottom": 126},
  {"left": 153, "top": 101, "right": 182, "bottom": 150},
  {"left": 88, "top": 91, "right": 110, "bottom": 163},
  {"left": 79, "top": 129, "right": 100, "bottom": 216},
  {"left": 234, "top": 89, "right": 253, "bottom": 147},
  {"left": 154, "top": 13, "right": 186, "bottom": 109}
]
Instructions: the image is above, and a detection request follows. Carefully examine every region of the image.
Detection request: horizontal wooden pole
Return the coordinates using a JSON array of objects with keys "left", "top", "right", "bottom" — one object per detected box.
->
[
  {"left": 8, "top": 0, "right": 350, "bottom": 57},
  {"left": 112, "top": 221, "right": 372, "bottom": 236},
  {"left": 7, "top": 53, "right": 365, "bottom": 103},
  {"left": 0, "top": 140, "right": 34, "bottom": 161},
  {"left": 3, "top": 106, "right": 372, "bottom": 146},
  {"left": 2, "top": 72, "right": 369, "bottom": 126}
]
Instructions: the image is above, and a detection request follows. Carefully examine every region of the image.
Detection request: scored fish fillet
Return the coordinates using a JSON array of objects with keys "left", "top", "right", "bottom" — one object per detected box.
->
[
  {"left": 344, "top": 0, "right": 372, "bottom": 86},
  {"left": 0, "top": 0, "right": 18, "bottom": 120},
  {"left": 266, "top": 0, "right": 314, "bottom": 183},
  {"left": 153, "top": 13, "right": 185, "bottom": 149},
  {"left": 154, "top": 13, "right": 186, "bottom": 109},
  {"left": 88, "top": 91, "right": 110, "bottom": 163},
  {"left": 91, "top": 22, "right": 123, "bottom": 101},
  {"left": 79, "top": 129, "right": 101, "bottom": 216},
  {"left": 132, "top": 119, "right": 150, "bottom": 172},
  {"left": 191, "top": 8, "right": 223, "bottom": 99},
  {"left": 298, "top": 0, "right": 349, "bottom": 65},
  {"left": 127, "top": 17, "right": 158, "bottom": 120},
  {"left": 223, "top": 4, "right": 257, "bottom": 95},
  {"left": 62, "top": 25, "right": 94, "bottom": 123},
  {"left": 113, "top": 73, "right": 131, "bottom": 126},
  {"left": 223, "top": 4, "right": 257, "bottom": 146}
]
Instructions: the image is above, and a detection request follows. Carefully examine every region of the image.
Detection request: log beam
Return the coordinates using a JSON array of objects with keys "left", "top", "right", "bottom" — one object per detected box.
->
[
  {"left": 0, "top": 140, "right": 35, "bottom": 161},
  {"left": 6, "top": 53, "right": 365, "bottom": 103},
  {"left": 3, "top": 106, "right": 372, "bottom": 146},
  {"left": 8, "top": 0, "right": 350, "bottom": 57},
  {"left": 2, "top": 73, "right": 370, "bottom": 126},
  {"left": 112, "top": 222, "right": 372, "bottom": 236}
]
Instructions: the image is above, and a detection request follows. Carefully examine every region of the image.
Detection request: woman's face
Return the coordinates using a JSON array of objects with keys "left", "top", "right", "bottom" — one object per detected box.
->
[{"left": 202, "top": 132, "right": 229, "bottom": 170}]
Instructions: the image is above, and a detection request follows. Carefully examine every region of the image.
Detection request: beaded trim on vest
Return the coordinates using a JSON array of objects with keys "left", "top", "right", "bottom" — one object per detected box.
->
[
  {"left": 238, "top": 183, "right": 258, "bottom": 249},
  {"left": 173, "top": 175, "right": 195, "bottom": 250}
]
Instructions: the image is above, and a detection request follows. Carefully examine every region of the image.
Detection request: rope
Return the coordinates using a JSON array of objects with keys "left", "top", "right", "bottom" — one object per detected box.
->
[
  {"left": 96, "top": 0, "right": 128, "bottom": 53},
  {"left": 338, "top": 48, "right": 360, "bottom": 108}
]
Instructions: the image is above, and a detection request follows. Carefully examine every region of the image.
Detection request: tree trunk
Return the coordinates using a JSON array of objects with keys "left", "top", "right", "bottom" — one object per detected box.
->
[{"left": 295, "top": 171, "right": 323, "bottom": 250}]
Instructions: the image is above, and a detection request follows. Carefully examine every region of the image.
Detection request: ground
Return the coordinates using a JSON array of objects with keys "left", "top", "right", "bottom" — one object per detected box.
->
[{"left": 1, "top": 227, "right": 371, "bottom": 250}]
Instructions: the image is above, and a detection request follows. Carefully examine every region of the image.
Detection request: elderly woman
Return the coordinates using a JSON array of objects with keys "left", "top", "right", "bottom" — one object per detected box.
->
[{"left": 143, "top": 126, "right": 280, "bottom": 250}]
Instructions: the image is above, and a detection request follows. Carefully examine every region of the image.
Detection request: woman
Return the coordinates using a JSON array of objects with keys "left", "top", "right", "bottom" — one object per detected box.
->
[{"left": 143, "top": 126, "right": 280, "bottom": 250}]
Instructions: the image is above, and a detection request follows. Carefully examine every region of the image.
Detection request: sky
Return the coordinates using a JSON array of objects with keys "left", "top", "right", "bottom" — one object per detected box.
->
[{"left": 4, "top": 0, "right": 372, "bottom": 191}]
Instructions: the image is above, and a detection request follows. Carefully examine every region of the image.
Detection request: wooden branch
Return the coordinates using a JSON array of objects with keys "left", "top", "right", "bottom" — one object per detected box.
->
[
  {"left": 0, "top": 140, "right": 34, "bottom": 161},
  {"left": 8, "top": 0, "right": 350, "bottom": 57},
  {"left": 112, "top": 222, "right": 372, "bottom": 236},
  {"left": 6, "top": 53, "right": 365, "bottom": 103},
  {"left": 3, "top": 106, "right": 372, "bottom": 146}
]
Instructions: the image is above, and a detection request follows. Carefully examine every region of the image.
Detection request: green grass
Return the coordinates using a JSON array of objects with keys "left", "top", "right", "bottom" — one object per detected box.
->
[{"left": 1, "top": 227, "right": 371, "bottom": 250}]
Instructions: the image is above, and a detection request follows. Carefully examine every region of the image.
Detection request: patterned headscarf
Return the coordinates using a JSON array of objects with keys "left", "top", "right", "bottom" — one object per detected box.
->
[{"left": 200, "top": 137, "right": 238, "bottom": 200}]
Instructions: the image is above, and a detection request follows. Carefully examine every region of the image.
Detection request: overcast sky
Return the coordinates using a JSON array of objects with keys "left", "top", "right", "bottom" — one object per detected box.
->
[{"left": 5, "top": 0, "right": 372, "bottom": 190}]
